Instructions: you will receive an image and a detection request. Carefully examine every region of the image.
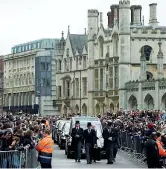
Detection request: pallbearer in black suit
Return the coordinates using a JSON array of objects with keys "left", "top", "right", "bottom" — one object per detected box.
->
[
  {"left": 102, "top": 120, "right": 119, "bottom": 164},
  {"left": 83, "top": 122, "right": 97, "bottom": 164},
  {"left": 71, "top": 121, "right": 84, "bottom": 162}
]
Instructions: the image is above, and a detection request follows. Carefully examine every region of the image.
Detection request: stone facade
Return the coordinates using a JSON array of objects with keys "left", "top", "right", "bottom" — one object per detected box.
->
[
  {"left": 0, "top": 56, "right": 3, "bottom": 114},
  {"left": 3, "top": 39, "right": 60, "bottom": 115},
  {"left": 55, "top": 0, "right": 166, "bottom": 115}
]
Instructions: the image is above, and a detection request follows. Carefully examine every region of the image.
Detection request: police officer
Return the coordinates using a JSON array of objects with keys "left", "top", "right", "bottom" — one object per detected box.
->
[
  {"left": 36, "top": 128, "right": 54, "bottom": 168},
  {"left": 71, "top": 121, "right": 84, "bottom": 162},
  {"left": 102, "top": 121, "right": 119, "bottom": 164},
  {"left": 83, "top": 122, "right": 97, "bottom": 164}
]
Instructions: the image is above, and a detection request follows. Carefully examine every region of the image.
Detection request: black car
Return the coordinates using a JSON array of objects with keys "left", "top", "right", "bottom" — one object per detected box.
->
[
  {"left": 65, "top": 116, "right": 105, "bottom": 159},
  {"left": 52, "top": 120, "right": 61, "bottom": 143},
  {"left": 57, "top": 120, "right": 69, "bottom": 145},
  {"left": 59, "top": 121, "right": 70, "bottom": 150}
]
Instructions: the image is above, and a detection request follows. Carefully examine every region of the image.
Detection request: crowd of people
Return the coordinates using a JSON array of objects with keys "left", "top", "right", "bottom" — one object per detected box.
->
[{"left": 0, "top": 110, "right": 166, "bottom": 168}]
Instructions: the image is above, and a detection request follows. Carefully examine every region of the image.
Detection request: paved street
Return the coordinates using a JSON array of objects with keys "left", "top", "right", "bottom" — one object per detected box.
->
[{"left": 52, "top": 145, "right": 144, "bottom": 168}]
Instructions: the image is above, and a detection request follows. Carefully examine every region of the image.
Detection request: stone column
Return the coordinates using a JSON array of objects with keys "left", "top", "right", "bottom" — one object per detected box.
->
[
  {"left": 157, "top": 42, "right": 164, "bottom": 79},
  {"left": 155, "top": 82, "right": 159, "bottom": 110},
  {"left": 137, "top": 83, "right": 143, "bottom": 109}
]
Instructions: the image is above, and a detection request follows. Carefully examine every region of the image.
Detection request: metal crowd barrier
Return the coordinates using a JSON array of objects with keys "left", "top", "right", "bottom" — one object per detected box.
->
[
  {"left": 119, "top": 131, "right": 146, "bottom": 165},
  {"left": 0, "top": 148, "right": 39, "bottom": 168}
]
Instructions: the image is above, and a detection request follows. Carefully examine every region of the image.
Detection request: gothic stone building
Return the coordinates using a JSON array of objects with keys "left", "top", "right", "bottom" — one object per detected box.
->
[{"left": 55, "top": 0, "right": 166, "bottom": 116}]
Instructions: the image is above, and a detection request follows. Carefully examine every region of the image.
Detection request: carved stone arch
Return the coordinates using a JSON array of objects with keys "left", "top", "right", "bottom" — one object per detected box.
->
[
  {"left": 144, "top": 94, "right": 154, "bottom": 109},
  {"left": 140, "top": 45, "right": 152, "bottom": 61},
  {"left": 128, "top": 95, "right": 137, "bottom": 110},
  {"left": 161, "top": 93, "right": 166, "bottom": 110},
  {"left": 98, "top": 36, "right": 104, "bottom": 58},
  {"left": 95, "top": 103, "right": 100, "bottom": 116},
  {"left": 82, "top": 103, "right": 87, "bottom": 116},
  {"left": 75, "top": 105, "right": 79, "bottom": 114}
]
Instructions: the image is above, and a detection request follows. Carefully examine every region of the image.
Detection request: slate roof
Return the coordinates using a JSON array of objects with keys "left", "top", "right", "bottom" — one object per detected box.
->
[{"left": 69, "top": 34, "right": 87, "bottom": 55}]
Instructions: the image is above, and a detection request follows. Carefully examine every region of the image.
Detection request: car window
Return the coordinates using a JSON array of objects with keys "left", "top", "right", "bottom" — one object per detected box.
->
[
  {"left": 64, "top": 123, "right": 70, "bottom": 134},
  {"left": 59, "top": 121, "right": 68, "bottom": 130}
]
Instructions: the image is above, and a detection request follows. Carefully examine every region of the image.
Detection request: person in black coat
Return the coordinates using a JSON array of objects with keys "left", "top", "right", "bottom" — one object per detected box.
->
[
  {"left": 83, "top": 122, "right": 97, "bottom": 164},
  {"left": 145, "top": 132, "right": 161, "bottom": 168},
  {"left": 102, "top": 121, "right": 119, "bottom": 164},
  {"left": 71, "top": 121, "right": 84, "bottom": 162}
]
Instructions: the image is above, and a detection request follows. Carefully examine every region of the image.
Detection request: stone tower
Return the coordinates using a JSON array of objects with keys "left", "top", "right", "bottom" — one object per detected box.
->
[
  {"left": 119, "top": 0, "right": 131, "bottom": 109},
  {"left": 87, "top": 10, "right": 99, "bottom": 115}
]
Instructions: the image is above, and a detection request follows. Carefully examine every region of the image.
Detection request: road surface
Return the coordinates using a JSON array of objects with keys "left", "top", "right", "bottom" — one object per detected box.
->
[{"left": 52, "top": 145, "right": 145, "bottom": 168}]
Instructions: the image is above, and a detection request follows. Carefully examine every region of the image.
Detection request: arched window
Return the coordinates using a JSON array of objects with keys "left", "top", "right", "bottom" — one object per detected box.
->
[
  {"left": 113, "top": 33, "right": 119, "bottom": 57},
  {"left": 147, "top": 71, "right": 153, "bottom": 80},
  {"left": 128, "top": 95, "right": 137, "bottom": 110},
  {"left": 98, "top": 36, "right": 104, "bottom": 58},
  {"left": 140, "top": 45, "right": 152, "bottom": 61},
  {"left": 144, "top": 94, "right": 154, "bottom": 109}
]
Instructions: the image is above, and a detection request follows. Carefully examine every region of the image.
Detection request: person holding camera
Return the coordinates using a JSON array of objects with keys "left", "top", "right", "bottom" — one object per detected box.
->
[{"left": 71, "top": 121, "right": 84, "bottom": 162}]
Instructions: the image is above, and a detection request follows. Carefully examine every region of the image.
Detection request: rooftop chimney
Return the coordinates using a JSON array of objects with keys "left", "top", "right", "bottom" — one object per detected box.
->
[
  {"left": 149, "top": 3, "right": 158, "bottom": 27},
  {"left": 131, "top": 5, "right": 142, "bottom": 25},
  {"left": 107, "top": 5, "right": 119, "bottom": 28}
]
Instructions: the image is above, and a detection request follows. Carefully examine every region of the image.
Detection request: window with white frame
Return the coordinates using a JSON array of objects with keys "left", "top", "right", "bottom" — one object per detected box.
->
[
  {"left": 114, "top": 66, "right": 119, "bottom": 89},
  {"left": 109, "top": 67, "right": 113, "bottom": 89},
  {"left": 100, "top": 68, "right": 104, "bottom": 90},
  {"left": 70, "top": 58, "right": 72, "bottom": 71},
  {"left": 76, "top": 78, "right": 79, "bottom": 97},
  {"left": 83, "top": 56, "right": 86, "bottom": 69},
  {"left": 94, "top": 69, "right": 99, "bottom": 90},
  {"left": 66, "top": 81, "right": 70, "bottom": 97},
  {"left": 83, "top": 77, "right": 87, "bottom": 96},
  {"left": 76, "top": 57, "right": 78, "bottom": 70}
]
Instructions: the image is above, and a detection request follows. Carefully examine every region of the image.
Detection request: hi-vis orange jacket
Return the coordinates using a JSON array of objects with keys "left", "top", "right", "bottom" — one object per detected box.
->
[
  {"left": 36, "top": 135, "right": 54, "bottom": 163},
  {"left": 156, "top": 140, "right": 166, "bottom": 157}
]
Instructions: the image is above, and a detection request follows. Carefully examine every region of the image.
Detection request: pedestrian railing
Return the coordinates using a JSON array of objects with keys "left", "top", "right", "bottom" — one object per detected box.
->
[
  {"left": 0, "top": 148, "right": 39, "bottom": 168},
  {"left": 119, "top": 131, "right": 166, "bottom": 167}
]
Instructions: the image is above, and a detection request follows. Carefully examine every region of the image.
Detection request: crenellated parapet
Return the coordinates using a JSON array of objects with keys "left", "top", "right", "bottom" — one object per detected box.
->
[
  {"left": 119, "top": 0, "right": 130, "bottom": 8},
  {"left": 131, "top": 27, "right": 166, "bottom": 35},
  {"left": 88, "top": 9, "right": 99, "bottom": 17},
  {"left": 126, "top": 80, "right": 139, "bottom": 91}
]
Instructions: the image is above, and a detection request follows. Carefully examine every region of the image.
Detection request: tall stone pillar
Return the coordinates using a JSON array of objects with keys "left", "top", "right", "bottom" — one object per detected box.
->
[
  {"left": 119, "top": 0, "right": 131, "bottom": 109},
  {"left": 87, "top": 9, "right": 99, "bottom": 115},
  {"left": 157, "top": 42, "right": 164, "bottom": 79}
]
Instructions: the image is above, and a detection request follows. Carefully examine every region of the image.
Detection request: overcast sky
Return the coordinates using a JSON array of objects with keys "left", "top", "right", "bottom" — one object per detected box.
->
[{"left": 0, "top": 0, "right": 165, "bottom": 55}]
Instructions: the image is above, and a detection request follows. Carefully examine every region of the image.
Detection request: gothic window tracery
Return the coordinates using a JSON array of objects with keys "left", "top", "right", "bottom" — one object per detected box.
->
[
  {"left": 113, "top": 33, "right": 119, "bottom": 57},
  {"left": 141, "top": 45, "right": 152, "bottom": 61},
  {"left": 98, "top": 36, "right": 104, "bottom": 58}
]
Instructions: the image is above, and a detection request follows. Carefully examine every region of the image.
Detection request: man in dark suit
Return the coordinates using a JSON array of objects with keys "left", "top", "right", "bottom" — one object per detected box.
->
[
  {"left": 102, "top": 120, "right": 119, "bottom": 164},
  {"left": 83, "top": 122, "right": 97, "bottom": 164},
  {"left": 71, "top": 121, "right": 84, "bottom": 162}
]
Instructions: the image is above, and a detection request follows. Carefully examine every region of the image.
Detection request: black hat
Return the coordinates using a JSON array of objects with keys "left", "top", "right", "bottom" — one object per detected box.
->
[
  {"left": 75, "top": 121, "right": 80, "bottom": 124},
  {"left": 87, "top": 122, "right": 92, "bottom": 127},
  {"left": 107, "top": 120, "right": 113, "bottom": 126}
]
